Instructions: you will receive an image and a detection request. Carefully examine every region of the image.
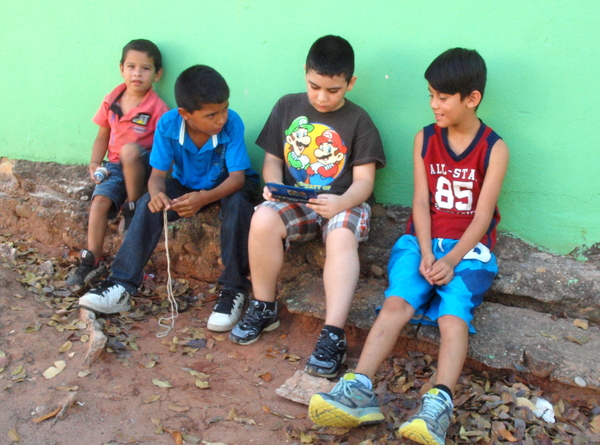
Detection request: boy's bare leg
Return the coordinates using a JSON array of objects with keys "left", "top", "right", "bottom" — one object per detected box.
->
[
  {"left": 322, "top": 227, "right": 360, "bottom": 328},
  {"left": 120, "top": 143, "right": 146, "bottom": 202},
  {"left": 435, "top": 314, "right": 469, "bottom": 390},
  {"left": 354, "top": 296, "right": 415, "bottom": 379},
  {"left": 87, "top": 195, "right": 112, "bottom": 259},
  {"left": 248, "top": 206, "right": 287, "bottom": 302}
]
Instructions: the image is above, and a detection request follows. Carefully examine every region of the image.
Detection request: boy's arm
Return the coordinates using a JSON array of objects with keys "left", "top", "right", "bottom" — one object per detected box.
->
[
  {"left": 170, "top": 170, "right": 246, "bottom": 218},
  {"left": 147, "top": 168, "right": 172, "bottom": 213},
  {"left": 307, "top": 162, "right": 376, "bottom": 219},
  {"left": 261, "top": 153, "right": 285, "bottom": 201},
  {"left": 427, "top": 139, "right": 509, "bottom": 285},
  {"left": 410, "top": 130, "right": 436, "bottom": 281},
  {"left": 89, "top": 126, "right": 110, "bottom": 181}
]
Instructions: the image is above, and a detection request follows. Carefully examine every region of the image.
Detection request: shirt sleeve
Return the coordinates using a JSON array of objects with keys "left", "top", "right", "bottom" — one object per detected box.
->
[
  {"left": 350, "top": 113, "right": 386, "bottom": 169},
  {"left": 149, "top": 115, "right": 174, "bottom": 171},
  {"left": 255, "top": 98, "right": 285, "bottom": 160},
  {"left": 92, "top": 98, "right": 110, "bottom": 128},
  {"left": 223, "top": 111, "right": 252, "bottom": 173}
]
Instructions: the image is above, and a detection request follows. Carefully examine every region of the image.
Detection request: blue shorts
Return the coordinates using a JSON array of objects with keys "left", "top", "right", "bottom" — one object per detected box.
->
[
  {"left": 383, "top": 235, "right": 498, "bottom": 333},
  {"left": 91, "top": 151, "right": 151, "bottom": 219}
]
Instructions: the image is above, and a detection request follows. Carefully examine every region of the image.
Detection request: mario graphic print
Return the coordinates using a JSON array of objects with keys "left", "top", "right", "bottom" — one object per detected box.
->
[{"left": 284, "top": 116, "right": 347, "bottom": 190}]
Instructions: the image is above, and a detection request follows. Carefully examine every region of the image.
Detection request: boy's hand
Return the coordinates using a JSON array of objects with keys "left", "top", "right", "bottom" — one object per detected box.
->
[
  {"left": 171, "top": 191, "right": 207, "bottom": 218},
  {"left": 306, "top": 193, "right": 342, "bottom": 219},
  {"left": 262, "top": 184, "right": 278, "bottom": 202},
  {"left": 419, "top": 252, "right": 436, "bottom": 285},
  {"left": 89, "top": 162, "right": 101, "bottom": 183},
  {"left": 427, "top": 256, "right": 456, "bottom": 286},
  {"left": 148, "top": 192, "right": 173, "bottom": 213}
]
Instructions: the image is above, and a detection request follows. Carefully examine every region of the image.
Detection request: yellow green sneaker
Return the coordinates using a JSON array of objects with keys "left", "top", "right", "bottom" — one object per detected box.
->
[
  {"left": 308, "top": 373, "right": 384, "bottom": 428},
  {"left": 399, "top": 388, "right": 453, "bottom": 445}
]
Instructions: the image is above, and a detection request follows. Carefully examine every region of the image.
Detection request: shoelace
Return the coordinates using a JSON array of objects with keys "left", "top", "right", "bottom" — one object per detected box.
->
[
  {"left": 214, "top": 290, "right": 237, "bottom": 312},
  {"left": 94, "top": 280, "right": 119, "bottom": 295},
  {"left": 420, "top": 392, "right": 449, "bottom": 419},
  {"left": 313, "top": 332, "right": 343, "bottom": 359},
  {"left": 240, "top": 302, "right": 268, "bottom": 328},
  {"left": 330, "top": 378, "right": 355, "bottom": 398},
  {"left": 74, "top": 262, "right": 95, "bottom": 278}
]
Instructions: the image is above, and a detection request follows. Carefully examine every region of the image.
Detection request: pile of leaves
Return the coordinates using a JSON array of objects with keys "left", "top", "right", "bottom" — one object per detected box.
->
[{"left": 2, "top": 234, "right": 600, "bottom": 445}]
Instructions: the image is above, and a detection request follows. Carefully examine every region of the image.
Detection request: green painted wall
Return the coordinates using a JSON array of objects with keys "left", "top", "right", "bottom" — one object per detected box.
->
[{"left": 1, "top": 0, "right": 599, "bottom": 255}]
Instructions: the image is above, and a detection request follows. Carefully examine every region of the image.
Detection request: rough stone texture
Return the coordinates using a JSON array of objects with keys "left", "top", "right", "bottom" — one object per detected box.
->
[
  {"left": 79, "top": 309, "right": 107, "bottom": 369},
  {"left": 2, "top": 158, "right": 600, "bottom": 394},
  {"left": 275, "top": 370, "right": 336, "bottom": 405}
]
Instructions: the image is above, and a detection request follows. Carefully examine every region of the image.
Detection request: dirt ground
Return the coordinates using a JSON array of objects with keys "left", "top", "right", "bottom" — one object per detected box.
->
[{"left": 2, "top": 236, "right": 600, "bottom": 445}]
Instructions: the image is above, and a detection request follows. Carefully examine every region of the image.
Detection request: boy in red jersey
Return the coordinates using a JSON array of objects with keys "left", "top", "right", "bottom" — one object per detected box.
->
[
  {"left": 309, "top": 48, "right": 509, "bottom": 445},
  {"left": 66, "top": 39, "right": 168, "bottom": 287}
]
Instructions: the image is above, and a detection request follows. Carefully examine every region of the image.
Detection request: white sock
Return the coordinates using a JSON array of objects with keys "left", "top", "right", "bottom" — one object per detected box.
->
[{"left": 354, "top": 373, "right": 372, "bottom": 390}]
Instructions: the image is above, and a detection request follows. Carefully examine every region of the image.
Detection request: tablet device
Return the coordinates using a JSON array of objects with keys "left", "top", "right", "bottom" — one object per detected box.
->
[{"left": 266, "top": 183, "right": 318, "bottom": 203}]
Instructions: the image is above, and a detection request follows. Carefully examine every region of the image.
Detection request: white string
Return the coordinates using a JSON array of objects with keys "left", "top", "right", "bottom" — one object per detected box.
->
[{"left": 157, "top": 208, "right": 178, "bottom": 337}]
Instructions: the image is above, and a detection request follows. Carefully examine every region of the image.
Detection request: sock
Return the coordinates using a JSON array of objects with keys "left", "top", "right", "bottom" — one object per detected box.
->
[
  {"left": 353, "top": 373, "right": 373, "bottom": 390},
  {"left": 262, "top": 301, "right": 276, "bottom": 310},
  {"left": 323, "top": 325, "right": 345, "bottom": 337},
  {"left": 433, "top": 384, "right": 453, "bottom": 402}
]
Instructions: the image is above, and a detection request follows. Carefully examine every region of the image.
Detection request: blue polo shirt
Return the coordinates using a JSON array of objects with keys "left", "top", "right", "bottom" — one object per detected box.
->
[{"left": 150, "top": 108, "right": 253, "bottom": 190}]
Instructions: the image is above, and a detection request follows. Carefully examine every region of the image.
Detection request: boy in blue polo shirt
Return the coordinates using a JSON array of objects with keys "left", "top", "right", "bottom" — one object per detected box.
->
[{"left": 79, "top": 65, "right": 258, "bottom": 331}]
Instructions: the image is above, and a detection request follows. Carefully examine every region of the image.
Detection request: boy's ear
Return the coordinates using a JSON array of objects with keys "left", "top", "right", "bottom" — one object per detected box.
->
[
  {"left": 467, "top": 90, "right": 482, "bottom": 108},
  {"left": 154, "top": 68, "right": 163, "bottom": 82},
  {"left": 346, "top": 75, "right": 357, "bottom": 92},
  {"left": 178, "top": 107, "right": 190, "bottom": 120}
]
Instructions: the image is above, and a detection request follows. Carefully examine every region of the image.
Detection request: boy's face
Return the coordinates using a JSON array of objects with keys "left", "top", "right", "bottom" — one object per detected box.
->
[
  {"left": 428, "top": 84, "right": 480, "bottom": 128},
  {"left": 178, "top": 101, "right": 229, "bottom": 137},
  {"left": 120, "top": 50, "right": 162, "bottom": 95},
  {"left": 305, "top": 69, "right": 356, "bottom": 113}
]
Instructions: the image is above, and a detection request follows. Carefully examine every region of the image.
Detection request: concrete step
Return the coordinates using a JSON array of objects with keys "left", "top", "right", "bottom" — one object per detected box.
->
[{"left": 281, "top": 274, "right": 600, "bottom": 394}]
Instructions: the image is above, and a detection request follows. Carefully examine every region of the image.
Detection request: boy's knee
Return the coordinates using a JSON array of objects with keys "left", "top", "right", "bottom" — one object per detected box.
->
[
  {"left": 438, "top": 314, "right": 468, "bottom": 332},
  {"left": 250, "top": 206, "right": 285, "bottom": 237},
  {"left": 91, "top": 194, "right": 113, "bottom": 210},
  {"left": 119, "top": 143, "right": 143, "bottom": 165},
  {"left": 380, "top": 296, "right": 412, "bottom": 315},
  {"left": 325, "top": 226, "right": 358, "bottom": 249}
]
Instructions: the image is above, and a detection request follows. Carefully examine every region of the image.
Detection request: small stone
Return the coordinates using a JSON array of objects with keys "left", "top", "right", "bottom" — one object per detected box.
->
[
  {"left": 574, "top": 377, "right": 586, "bottom": 387},
  {"left": 276, "top": 370, "right": 335, "bottom": 405},
  {"left": 371, "top": 265, "right": 384, "bottom": 276}
]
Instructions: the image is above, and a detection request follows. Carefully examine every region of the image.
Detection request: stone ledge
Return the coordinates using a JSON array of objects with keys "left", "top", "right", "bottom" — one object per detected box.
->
[{"left": 2, "top": 158, "right": 599, "bottom": 394}]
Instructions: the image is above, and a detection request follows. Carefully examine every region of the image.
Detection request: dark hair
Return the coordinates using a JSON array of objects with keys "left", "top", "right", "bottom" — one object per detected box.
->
[
  {"left": 120, "top": 39, "right": 163, "bottom": 72},
  {"left": 174, "top": 65, "right": 230, "bottom": 112},
  {"left": 425, "top": 48, "right": 486, "bottom": 101},
  {"left": 305, "top": 35, "right": 355, "bottom": 83}
]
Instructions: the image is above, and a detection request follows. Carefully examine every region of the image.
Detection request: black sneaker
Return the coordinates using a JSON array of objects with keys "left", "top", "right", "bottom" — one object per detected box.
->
[
  {"left": 121, "top": 201, "right": 136, "bottom": 238},
  {"left": 229, "top": 300, "right": 280, "bottom": 345},
  {"left": 207, "top": 289, "right": 247, "bottom": 332},
  {"left": 65, "top": 249, "right": 106, "bottom": 287},
  {"left": 305, "top": 328, "right": 347, "bottom": 378}
]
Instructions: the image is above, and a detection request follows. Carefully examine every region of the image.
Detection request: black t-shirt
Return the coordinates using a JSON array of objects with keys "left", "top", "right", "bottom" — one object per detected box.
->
[{"left": 256, "top": 93, "right": 386, "bottom": 195}]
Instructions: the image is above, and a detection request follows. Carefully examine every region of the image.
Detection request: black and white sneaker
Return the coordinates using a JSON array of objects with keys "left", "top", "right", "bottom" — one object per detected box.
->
[
  {"left": 65, "top": 249, "right": 106, "bottom": 287},
  {"left": 78, "top": 280, "right": 131, "bottom": 314},
  {"left": 305, "top": 328, "right": 348, "bottom": 378},
  {"left": 229, "top": 300, "right": 279, "bottom": 345},
  {"left": 207, "top": 289, "right": 247, "bottom": 332}
]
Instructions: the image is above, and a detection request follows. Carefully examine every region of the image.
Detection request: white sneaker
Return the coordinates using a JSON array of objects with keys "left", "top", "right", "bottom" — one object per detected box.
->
[
  {"left": 79, "top": 280, "right": 132, "bottom": 314},
  {"left": 207, "top": 290, "right": 246, "bottom": 332}
]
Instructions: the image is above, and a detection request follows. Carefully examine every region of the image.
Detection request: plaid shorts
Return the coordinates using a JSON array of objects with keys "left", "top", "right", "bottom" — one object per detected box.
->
[{"left": 258, "top": 201, "right": 371, "bottom": 247}]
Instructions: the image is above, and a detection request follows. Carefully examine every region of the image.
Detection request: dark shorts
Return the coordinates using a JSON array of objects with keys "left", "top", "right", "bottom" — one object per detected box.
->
[{"left": 91, "top": 150, "right": 151, "bottom": 219}]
